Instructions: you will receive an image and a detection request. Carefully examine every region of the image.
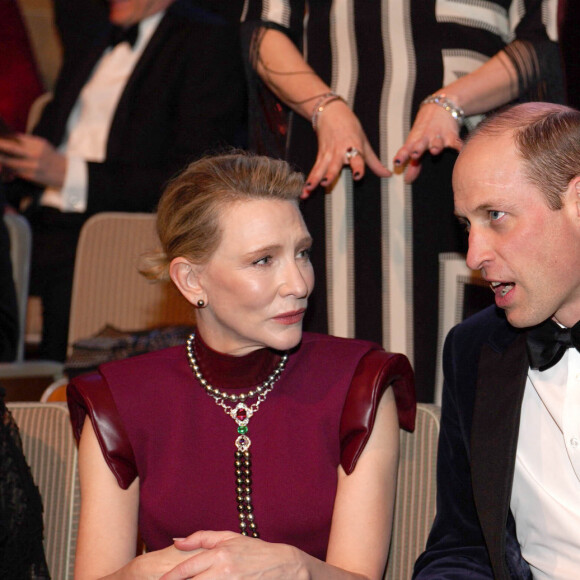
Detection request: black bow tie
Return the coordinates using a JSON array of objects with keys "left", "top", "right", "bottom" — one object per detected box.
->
[
  {"left": 108, "top": 24, "right": 139, "bottom": 49},
  {"left": 526, "top": 318, "right": 580, "bottom": 371}
]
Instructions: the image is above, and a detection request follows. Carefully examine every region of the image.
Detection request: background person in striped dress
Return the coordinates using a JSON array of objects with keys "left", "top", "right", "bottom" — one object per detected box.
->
[{"left": 242, "top": 0, "right": 564, "bottom": 401}]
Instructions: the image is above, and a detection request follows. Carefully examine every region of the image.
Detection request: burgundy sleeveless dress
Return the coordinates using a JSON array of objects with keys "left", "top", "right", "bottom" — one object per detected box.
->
[{"left": 68, "top": 332, "right": 414, "bottom": 559}]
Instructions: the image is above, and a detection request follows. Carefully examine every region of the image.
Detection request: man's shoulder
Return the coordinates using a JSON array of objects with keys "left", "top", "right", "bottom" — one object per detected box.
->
[
  {"left": 443, "top": 305, "right": 525, "bottom": 374},
  {"left": 451, "top": 305, "right": 520, "bottom": 351}
]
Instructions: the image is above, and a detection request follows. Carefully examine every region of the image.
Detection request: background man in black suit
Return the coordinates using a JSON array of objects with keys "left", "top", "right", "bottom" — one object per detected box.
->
[
  {"left": 414, "top": 102, "right": 580, "bottom": 579},
  {"left": 53, "top": 0, "right": 108, "bottom": 65},
  {"left": 0, "top": 0, "right": 246, "bottom": 361}
]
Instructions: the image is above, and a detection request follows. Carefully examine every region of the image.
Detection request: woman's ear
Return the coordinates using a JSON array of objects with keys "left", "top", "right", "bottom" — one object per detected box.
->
[{"left": 169, "top": 257, "right": 205, "bottom": 306}]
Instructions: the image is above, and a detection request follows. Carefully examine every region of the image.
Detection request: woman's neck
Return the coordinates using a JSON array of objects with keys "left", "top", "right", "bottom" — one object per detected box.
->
[{"left": 193, "top": 330, "right": 282, "bottom": 391}]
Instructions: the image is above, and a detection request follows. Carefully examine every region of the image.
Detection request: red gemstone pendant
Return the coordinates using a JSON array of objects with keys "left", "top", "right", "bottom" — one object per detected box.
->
[{"left": 231, "top": 403, "right": 252, "bottom": 426}]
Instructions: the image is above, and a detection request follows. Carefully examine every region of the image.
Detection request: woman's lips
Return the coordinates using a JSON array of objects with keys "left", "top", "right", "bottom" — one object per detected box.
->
[{"left": 273, "top": 309, "right": 306, "bottom": 325}]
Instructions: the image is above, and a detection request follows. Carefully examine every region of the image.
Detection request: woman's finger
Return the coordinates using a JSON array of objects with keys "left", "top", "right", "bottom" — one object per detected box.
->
[
  {"left": 303, "top": 153, "right": 331, "bottom": 197},
  {"left": 428, "top": 133, "right": 445, "bottom": 155},
  {"left": 362, "top": 143, "right": 391, "bottom": 178},
  {"left": 403, "top": 159, "right": 423, "bottom": 184},
  {"left": 321, "top": 149, "right": 349, "bottom": 187}
]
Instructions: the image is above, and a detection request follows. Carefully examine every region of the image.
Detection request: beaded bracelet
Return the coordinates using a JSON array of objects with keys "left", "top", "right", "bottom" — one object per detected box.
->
[
  {"left": 420, "top": 94, "right": 465, "bottom": 127},
  {"left": 311, "top": 92, "right": 347, "bottom": 132}
]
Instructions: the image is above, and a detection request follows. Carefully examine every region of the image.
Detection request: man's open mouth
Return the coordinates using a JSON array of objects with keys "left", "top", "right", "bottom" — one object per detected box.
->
[{"left": 490, "top": 281, "right": 514, "bottom": 297}]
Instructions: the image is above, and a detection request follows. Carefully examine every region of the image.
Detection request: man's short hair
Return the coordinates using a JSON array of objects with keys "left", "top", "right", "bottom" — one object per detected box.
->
[{"left": 469, "top": 103, "right": 580, "bottom": 210}]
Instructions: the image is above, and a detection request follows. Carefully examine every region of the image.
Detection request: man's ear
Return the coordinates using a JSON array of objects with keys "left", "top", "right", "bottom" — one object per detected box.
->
[
  {"left": 169, "top": 257, "right": 205, "bottom": 306},
  {"left": 574, "top": 177, "right": 580, "bottom": 217}
]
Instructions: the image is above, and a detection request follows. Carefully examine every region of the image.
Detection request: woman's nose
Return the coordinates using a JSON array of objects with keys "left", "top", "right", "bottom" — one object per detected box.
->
[{"left": 281, "top": 261, "right": 310, "bottom": 298}]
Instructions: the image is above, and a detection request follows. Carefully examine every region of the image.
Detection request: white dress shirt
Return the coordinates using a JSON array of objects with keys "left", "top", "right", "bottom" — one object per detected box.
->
[
  {"left": 510, "top": 347, "right": 580, "bottom": 578},
  {"left": 41, "top": 12, "right": 163, "bottom": 213}
]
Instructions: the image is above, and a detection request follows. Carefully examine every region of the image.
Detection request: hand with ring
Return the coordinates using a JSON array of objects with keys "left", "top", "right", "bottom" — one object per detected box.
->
[{"left": 302, "top": 100, "right": 391, "bottom": 198}]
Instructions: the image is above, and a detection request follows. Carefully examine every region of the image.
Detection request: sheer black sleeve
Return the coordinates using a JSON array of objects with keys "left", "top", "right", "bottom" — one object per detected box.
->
[{"left": 0, "top": 391, "right": 50, "bottom": 579}]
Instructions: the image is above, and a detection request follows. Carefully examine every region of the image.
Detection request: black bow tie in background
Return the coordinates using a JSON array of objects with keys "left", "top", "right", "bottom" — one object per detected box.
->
[
  {"left": 108, "top": 24, "right": 139, "bottom": 49},
  {"left": 526, "top": 318, "right": 580, "bottom": 371}
]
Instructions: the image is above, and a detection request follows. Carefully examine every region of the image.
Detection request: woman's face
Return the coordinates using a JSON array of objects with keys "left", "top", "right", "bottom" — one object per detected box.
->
[{"left": 194, "top": 198, "right": 314, "bottom": 355}]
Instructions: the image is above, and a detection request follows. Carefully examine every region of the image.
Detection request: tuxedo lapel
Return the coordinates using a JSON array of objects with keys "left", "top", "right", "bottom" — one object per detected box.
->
[
  {"left": 470, "top": 332, "right": 528, "bottom": 577},
  {"left": 107, "top": 10, "right": 176, "bottom": 151}
]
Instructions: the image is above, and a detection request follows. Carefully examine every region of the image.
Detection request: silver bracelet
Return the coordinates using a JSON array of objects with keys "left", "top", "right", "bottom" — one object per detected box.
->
[
  {"left": 311, "top": 92, "right": 346, "bottom": 132},
  {"left": 420, "top": 94, "right": 465, "bottom": 127}
]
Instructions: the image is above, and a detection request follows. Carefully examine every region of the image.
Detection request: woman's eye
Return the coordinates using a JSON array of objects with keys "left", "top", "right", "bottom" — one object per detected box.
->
[
  {"left": 489, "top": 210, "right": 506, "bottom": 221},
  {"left": 297, "top": 247, "right": 312, "bottom": 260}
]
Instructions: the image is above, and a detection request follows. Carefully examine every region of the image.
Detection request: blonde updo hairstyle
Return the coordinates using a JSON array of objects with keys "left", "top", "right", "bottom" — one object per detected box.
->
[{"left": 140, "top": 152, "right": 305, "bottom": 281}]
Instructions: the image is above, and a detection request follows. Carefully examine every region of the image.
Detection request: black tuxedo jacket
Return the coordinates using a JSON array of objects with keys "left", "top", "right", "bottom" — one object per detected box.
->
[
  {"left": 414, "top": 306, "right": 533, "bottom": 579},
  {"left": 6, "top": 0, "right": 246, "bottom": 216}
]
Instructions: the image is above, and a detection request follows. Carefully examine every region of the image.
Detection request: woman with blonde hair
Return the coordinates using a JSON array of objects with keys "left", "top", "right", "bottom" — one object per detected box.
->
[{"left": 67, "top": 152, "right": 414, "bottom": 579}]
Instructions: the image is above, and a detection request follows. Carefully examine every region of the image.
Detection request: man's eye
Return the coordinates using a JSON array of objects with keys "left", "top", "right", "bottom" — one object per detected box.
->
[{"left": 490, "top": 210, "right": 506, "bottom": 221}]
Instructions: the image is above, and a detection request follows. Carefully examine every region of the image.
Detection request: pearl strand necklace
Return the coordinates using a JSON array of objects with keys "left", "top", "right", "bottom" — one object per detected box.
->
[{"left": 185, "top": 332, "right": 288, "bottom": 537}]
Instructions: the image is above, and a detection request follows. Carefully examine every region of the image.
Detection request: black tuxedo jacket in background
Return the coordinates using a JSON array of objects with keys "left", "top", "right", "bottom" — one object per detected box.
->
[
  {"left": 414, "top": 306, "right": 533, "bottom": 579},
  {"left": 5, "top": 0, "right": 246, "bottom": 216}
]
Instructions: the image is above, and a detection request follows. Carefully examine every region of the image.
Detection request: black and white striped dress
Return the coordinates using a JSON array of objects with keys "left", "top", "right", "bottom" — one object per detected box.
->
[{"left": 242, "top": 0, "right": 563, "bottom": 400}]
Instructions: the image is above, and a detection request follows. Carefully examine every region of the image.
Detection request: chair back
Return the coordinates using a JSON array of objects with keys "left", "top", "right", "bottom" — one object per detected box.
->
[
  {"left": 67, "top": 212, "right": 194, "bottom": 354},
  {"left": 8, "top": 402, "right": 79, "bottom": 580},
  {"left": 0, "top": 215, "right": 63, "bottom": 380},
  {"left": 435, "top": 253, "right": 490, "bottom": 404},
  {"left": 3, "top": 213, "right": 32, "bottom": 362},
  {"left": 385, "top": 403, "right": 441, "bottom": 579}
]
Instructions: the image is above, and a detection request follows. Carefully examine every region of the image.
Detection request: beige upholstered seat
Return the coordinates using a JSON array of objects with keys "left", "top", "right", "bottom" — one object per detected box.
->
[
  {"left": 66, "top": 212, "right": 193, "bottom": 357},
  {"left": 435, "top": 253, "right": 487, "bottom": 404},
  {"left": 37, "top": 212, "right": 193, "bottom": 400},
  {"left": 385, "top": 403, "right": 441, "bottom": 579},
  {"left": 7, "top": 402, "right": 79, "bottom": 580},
  {"left": 0, "top": 214, "right": 64, "bottom": 380}
]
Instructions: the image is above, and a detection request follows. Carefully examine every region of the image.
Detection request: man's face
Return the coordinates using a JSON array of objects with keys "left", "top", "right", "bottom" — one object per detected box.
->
[
  {"left": 108, "top": 0, "right": 172, "bottom": 27},
  {"left": 453, "top": 132, "right": 580, "bottom": 328}
]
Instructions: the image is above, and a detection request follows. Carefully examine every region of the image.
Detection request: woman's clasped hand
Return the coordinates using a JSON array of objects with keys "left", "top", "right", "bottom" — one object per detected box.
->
[{"left": 159, "top": 531, "right": 311, "bottom": 579}]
